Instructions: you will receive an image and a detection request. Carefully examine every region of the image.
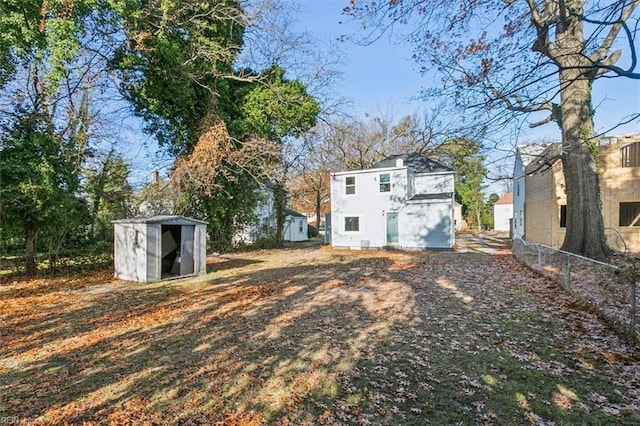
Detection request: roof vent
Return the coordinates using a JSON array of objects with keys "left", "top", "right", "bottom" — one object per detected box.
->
[{"left": 396, "top": 158, "right": 404, "bottom": 167}]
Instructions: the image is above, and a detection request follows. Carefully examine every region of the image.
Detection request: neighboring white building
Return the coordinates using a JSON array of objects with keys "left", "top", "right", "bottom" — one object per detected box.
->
[
  {"left": 283, "top": 210, "right": 308, "bottom": 242},
  {"left": 330, "top": 153, "right": 455, "bottom": 250},
  {"left": 513, "top": 144, "right": 551, "bottom": 239},
  {"left": 493, "top": 193, "right": 513, "bottom": 232},
  {"left": 135, "top": 171, "right": 175, "bottom": 216},
  {"left": 454, "top": 201, "right": 463, "bottom": 231},
  {"left": 235, "top": 183, "right": 309, "bottom": 244}
]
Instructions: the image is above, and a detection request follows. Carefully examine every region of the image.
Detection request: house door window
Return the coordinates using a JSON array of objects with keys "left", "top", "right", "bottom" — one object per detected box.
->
[{"left": 386, "top": 212, "right": 399, "bottom": 244}]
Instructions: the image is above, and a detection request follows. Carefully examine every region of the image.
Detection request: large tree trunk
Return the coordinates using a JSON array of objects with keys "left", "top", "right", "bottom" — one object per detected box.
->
[{"left": 556, "top": 3, "right": 609, "bottom": 261}]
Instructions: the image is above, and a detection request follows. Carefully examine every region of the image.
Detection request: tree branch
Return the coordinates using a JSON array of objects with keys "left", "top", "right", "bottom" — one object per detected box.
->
[{"left": 588, "top": 0, "right": 639, "bottom": 64}]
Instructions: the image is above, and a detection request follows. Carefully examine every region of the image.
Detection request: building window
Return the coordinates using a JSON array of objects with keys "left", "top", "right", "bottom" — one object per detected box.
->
[
  {"left": 560, "top": 205, "right": 567, "bottom": 228},
  {"left": 345, "top": 176, "right": 356, "bottom": 195},
  {"left": 299, "top": 221, "right": 303, "bottom": 233},
  {"left": 619, "top": 202, "right": 640, "bottom": 226},
  {"left": 516, "top": 181, "right": 520, "bottom": 197},
  {"left": 345, "top": 216, "right": 359, "bottom": 232},
  {"left": 379, "top": 173, "right": 391, "bottom": 192},
  {"left": 622, "top": 143, "right": 640, "bottom": 168},
  {"left": 519, "top": 210, "right": 523, "bottom": 226}
]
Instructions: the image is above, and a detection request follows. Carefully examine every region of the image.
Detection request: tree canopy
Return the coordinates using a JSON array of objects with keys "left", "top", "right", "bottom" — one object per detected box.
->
[{"left": 0, "top": 0, "right": 322, "bottom": 268}]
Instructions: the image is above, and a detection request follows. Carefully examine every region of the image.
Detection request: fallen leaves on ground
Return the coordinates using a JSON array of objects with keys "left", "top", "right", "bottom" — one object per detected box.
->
[{"left": 1, "top": 242, "right": 638, "bottom": 425}]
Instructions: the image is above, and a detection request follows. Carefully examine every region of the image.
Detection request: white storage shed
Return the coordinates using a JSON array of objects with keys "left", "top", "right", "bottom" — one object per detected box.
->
[
  {"left": 283, "top": 210, "right": 308, "bottom": 242},
  {"left": 113, "top": 215, "right": 207, "bottom": 282}
]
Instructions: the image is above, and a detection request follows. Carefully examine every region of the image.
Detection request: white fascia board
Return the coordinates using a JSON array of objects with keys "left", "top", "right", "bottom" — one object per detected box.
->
[
  {"left": 332, "top": 167, "right": 406, "bottom": 177},
  {"left": 414, "top": 171, "right": 455, "bottom": 177}
]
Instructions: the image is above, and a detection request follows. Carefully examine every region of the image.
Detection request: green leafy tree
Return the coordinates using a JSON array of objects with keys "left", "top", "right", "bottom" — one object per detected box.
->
[
  {"left": 483, "top": 193, "right": 501, "bottom": 231},
  {"left": 110, "top": 0, "right": 245, "bottom": 154},
  {"left": 0, "top": 1, "right": 106, "bottom": 272},
  {"left": 0, "top": 113, "right": 89, "bottom": 274},
  {"left": 235, "top": 66, "right": 320, "bottom": 246},
  {"left": 85, "top": 151, "right": 133, "bottom": 242},
  {"left": 434, "top": 139, "right": 487, "bottom": 230}
]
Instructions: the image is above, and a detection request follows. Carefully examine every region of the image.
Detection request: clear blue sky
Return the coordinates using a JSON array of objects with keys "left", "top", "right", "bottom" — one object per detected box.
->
[{"left": 294, "top": 0, "right": 640, "bottom": 144}]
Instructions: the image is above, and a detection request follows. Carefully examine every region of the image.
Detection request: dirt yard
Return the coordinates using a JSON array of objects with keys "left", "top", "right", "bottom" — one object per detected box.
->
[{"left": 1, "top": 242, "right": 639, "bottom": 424}]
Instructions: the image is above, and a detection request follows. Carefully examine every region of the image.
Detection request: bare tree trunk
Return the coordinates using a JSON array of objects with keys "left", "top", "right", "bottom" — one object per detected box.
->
[
  {"left": 25, "top": 218, "right": 38, "bottom": 275},
  {"left": 557, "top": 4, "right": 609, "bottom": 261},
  {"left": 273, "top": 182, "right": 286, "bottom": 247},
  {"left": 315, "top": 185, "right": 321, "bottom": 229}
]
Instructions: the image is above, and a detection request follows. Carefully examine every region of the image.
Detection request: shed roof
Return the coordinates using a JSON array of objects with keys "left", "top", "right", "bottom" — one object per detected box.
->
[
  {"left": 112, "top": 215, "right": 208, "bottom": 225},
  {"left": 286, "top": 209, "right": 306, "bottom": 218},
  {"left": 373, "top": 153, "right": 452, "bottom": 174}
]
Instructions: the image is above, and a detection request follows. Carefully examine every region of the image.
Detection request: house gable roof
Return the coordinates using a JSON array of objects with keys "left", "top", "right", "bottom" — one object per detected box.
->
[
  {"left": 373, "top": 153, "right": 452, "bottom": 174},
  {"left": 517, "top": 143, "right": 556, "bottom": 168},
  {"left": 522, "top": 143, "right": 562, "bottom": 175},
  {"left": 494, "top": 193, "right": 513, "bottom": 205}
]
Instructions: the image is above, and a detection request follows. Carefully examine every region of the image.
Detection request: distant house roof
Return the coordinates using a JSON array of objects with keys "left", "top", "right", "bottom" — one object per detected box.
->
[
  {"left": 494, "top": 193, "right": 513, "bottom": 205},
  {"left": 112, "top": 215, "right": 208, "bottom": 225},
  {"left": 286, "top": 209, "right": 306, "bottom": 218},
  {"left": 373, "top": 153, "right": 453, "bottom": 174}
]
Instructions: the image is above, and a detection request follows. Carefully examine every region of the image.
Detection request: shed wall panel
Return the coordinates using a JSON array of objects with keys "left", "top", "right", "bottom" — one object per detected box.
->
[
  {"left": 114, "top": 223, "right": 147, "bottom": 282},
  {"left": 146, "top": 224, "right": 161, "bottom": 282},
  {"left": 134, "top": 223, "right": 148, "bottom": 282},
  {"left": 194, "top": 224, "right": 207, "bottom": 274}
]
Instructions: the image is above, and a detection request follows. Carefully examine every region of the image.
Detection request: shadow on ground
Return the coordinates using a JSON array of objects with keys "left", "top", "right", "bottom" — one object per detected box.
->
[{"left": 1, "top": 244, "right": 637, "bottom": 424}]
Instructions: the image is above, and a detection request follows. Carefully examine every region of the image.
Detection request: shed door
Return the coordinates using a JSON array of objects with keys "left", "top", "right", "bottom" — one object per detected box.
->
[
  {"left": 180, "top": 225, "right": 194, "bottom": 275},
  {"left": 386, "top": 212, "right": 399, "bottom": 244}
]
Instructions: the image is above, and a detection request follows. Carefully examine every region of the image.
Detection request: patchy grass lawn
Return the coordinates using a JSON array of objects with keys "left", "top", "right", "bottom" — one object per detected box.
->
[{"left": 1, "top": 244, "right": 639, "bottom": 425}]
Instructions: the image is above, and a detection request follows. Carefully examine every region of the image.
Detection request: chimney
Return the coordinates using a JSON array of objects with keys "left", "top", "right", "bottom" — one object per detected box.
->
[{"left": 151, "top": 170, "right": 160, "bottom": 184}]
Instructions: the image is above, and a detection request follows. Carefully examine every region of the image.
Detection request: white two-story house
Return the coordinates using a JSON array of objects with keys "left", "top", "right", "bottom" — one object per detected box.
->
[{"left": 330, "top": 153, "right": 456, "bottom": 250}]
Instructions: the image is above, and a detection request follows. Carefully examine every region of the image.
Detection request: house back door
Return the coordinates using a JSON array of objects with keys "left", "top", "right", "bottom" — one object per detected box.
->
[
  {"left": 180, "top": 225, "right": 195, "bottom": 275},
  {"left": 386, "top": 212, "right": 399, "bottom": 244}
]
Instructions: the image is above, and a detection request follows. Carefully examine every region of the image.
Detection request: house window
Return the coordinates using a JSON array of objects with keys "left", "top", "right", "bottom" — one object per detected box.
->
[
  {"left": 619, "top": 202, "right": 640, "bottom": 226},
  {"left": 560, "top": 205, "right": 567, "bottom": 228},
  {"left": 379, "top": 173, "right": 391, "bottom": 192},
  {"left": 299, "top": 221, "right": 303, "bottom": 233},
  {"left": 519, "top": 210, "right": 523, "bottom": 226},
  {"left": 345, "top": 216, "right": 359, "bottom": 232},
  {"left": 516, "top": 181, "right": 520, "bottom": 197},
  {"left": 621, "top": 143, "right": 640, "bottom": 168},
  {"left": 345, "top": 176, "right": 356, "bottom": 195}
]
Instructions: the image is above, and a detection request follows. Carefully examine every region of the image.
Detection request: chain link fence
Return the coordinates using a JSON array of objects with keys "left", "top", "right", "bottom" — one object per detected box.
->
[{"left": 512, "top": 238, "right": 638, "bottom": 342}]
